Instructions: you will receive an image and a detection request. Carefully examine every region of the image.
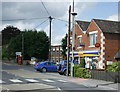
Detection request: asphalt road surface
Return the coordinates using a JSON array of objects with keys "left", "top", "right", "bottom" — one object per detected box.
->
[{"left": 0, "top": 62, "right": 119, "bottom": 92}]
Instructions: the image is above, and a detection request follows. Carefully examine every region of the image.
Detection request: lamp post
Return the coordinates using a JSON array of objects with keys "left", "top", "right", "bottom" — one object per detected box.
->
[
  {"left": 67, "top": 5, "right": 71, "bottom": 76},
  {"left": 71, "top": 12, "right": 77, "bottom": 77}
]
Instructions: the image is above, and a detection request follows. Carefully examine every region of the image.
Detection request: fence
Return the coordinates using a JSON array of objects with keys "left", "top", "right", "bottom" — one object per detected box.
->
[{"left": 91, "top": 70, "right": 120, "bottom": 83}]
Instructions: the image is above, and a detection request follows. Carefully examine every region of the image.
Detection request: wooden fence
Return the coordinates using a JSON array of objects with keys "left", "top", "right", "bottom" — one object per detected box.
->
[{"left": 91, "top": 70, "right": 120, "bottom": 83}]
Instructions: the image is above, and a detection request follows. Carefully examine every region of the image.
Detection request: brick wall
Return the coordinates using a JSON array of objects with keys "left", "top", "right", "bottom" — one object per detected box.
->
[
  {"left": 73, "top": 20, "right": 120, "bottom": 69},
  {"left": 75, "top": 21, "right": 102, "bottom": 51},
  {"left": 104, "top": 33, "right": 120, "bottom": 62}
]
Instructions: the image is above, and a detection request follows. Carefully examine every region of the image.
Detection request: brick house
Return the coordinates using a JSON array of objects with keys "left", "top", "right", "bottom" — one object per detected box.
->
[
  {"left": 70, "top": 19, "right": 120, "bottom": 69},
  {"left": 50, "top": 45, "right": 63, "bottom": 62}
]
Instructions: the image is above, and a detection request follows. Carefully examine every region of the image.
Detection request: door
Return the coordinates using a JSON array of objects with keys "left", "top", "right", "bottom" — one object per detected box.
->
[{"left": 51, "top": 62, "right": 57, "bottom": 72}]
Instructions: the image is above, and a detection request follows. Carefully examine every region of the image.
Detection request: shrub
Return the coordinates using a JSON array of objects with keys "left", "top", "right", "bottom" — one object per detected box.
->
[
  {"left": 80, "top": 58, "right": 85, "bottom": 68},
  {"left": 106, "top": 62, "right": 120, "bottom": 72},
  {"left": 74, "top": 65, "right": 91, "bottom": 78}
]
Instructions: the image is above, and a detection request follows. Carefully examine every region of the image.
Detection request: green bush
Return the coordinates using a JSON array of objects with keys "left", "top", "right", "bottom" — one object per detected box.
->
[
  {"left": 106, "top": 62, "right": 120, "bottom": 72},
  {"left": 80, "top": 58, "right": 85, "bottom": 68},
  {"left": 74, "top": 65, "right": 91, "bottom": 78}
]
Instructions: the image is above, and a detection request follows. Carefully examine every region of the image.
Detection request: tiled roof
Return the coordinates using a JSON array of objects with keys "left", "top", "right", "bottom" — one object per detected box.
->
[
  {"left": 76, "top": 20, "right": 90, "bottom": 31},
  {"left": 93, "top": 19, "right": 120, "bottom": 34}
]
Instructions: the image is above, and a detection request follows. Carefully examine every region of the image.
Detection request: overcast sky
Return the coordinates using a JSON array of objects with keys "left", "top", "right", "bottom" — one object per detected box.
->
[{"left": 1, "top": 0, "right": 119, "bottom": 45}]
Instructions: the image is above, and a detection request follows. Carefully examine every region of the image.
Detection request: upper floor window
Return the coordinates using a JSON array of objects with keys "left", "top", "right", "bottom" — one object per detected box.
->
[
  {"left": 70, "top": 37, "right": 72, "bottom": 44},
  {"left": 78, "top": 37, "right": 82, "bottom": 47},
  {"left": 90, "top": 33, "right": 98, "bottom": 46}
]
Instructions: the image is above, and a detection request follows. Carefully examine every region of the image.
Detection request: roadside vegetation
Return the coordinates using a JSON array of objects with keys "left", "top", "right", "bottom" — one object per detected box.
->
[
  {"left": 2, "top": 26, "right": 50, "bottom": 61},
  {"left": 106, "top": 62, "right": 120, "bottom": 72},
  {"left": 74, "top": 58, "right": 91, "bottom": 78}
]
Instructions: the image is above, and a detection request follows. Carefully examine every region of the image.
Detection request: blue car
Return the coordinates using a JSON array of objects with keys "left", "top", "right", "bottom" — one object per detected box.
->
[
  {"left": 57, "top": 60, "right": 79, "bottom": 75},
  {"left": 34, "top": 61, "right": 58, "bottom": 72}
]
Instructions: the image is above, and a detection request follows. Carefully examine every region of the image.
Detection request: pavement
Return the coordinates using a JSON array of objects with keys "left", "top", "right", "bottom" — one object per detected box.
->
[{"left": 67, "top": 77, "right": 119, "bottom": 91}]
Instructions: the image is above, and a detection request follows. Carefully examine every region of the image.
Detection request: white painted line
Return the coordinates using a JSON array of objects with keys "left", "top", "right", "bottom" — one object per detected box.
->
[
  {"left": 0, "top": 80, "right": 5, "bottom": 83},
  {"left": 57, "top": 87, "right": 62, "bottom": 91},
  {"left": 57, "top": 80, "right": 67, "bottom": 82},
  {"left": 9, "top": 79, "right": 23, "bottom": 83},
  {"left": 25, "top": 79, "right": 39, "bottom": 82},
  {"left": 42, "top": 79, "right": 55, "bottom": 82}
]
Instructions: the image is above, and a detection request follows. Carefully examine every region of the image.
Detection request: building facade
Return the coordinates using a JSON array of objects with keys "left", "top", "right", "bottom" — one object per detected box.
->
[
  {"left": 50, "top": 45, "right": 63, "bottom": 62},
  {"left": 70, "top": 19, "right": 120, "bottom": 69}
]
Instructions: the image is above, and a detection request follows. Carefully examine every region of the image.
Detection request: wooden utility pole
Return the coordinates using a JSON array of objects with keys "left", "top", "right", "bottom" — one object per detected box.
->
[
  {"left": 49, "top": 16, "right": 53, "bottom": 61},
  {"left": 67, "top": 5, "right": 71, "bottom": 76}
]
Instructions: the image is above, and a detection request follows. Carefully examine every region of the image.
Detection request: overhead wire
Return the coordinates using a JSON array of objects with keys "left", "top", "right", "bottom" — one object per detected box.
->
[
  {"left": 40, "top": 0, "right": 50, "bottom": 16},
  {"left": 34, "top": 18, "right": 49, "bottom": 29},
  {"left": 1, "top": 17, "right": 48, "bottom": 21},
  {"left": 53, "top": 17, "right": 69, "bottom": 23}
]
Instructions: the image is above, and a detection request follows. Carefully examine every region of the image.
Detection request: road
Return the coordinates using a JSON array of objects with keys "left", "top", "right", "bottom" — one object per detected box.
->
[{"left": 0, "top": 62, "right": 119, "bottom": 92}]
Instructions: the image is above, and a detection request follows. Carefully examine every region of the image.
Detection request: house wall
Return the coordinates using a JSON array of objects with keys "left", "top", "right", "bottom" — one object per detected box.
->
[
  {"left": 104, "top": 33, "right": 120, "bottom": 62},
  {"left": 73, "top": 20, "right": 120, "bottom": 69}
]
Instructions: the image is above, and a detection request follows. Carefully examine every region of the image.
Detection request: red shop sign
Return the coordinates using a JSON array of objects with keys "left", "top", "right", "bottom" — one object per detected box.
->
[{"left": 95, "top": 43, "right": 100, "bottom": 47}]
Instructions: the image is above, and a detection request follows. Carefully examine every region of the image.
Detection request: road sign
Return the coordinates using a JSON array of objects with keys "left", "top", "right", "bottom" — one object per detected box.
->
[{"left": 15, "top": 52, "right": 22, "bottom": 55}]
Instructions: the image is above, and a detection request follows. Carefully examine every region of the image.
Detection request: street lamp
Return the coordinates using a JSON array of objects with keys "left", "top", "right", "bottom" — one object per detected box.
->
[{"left": 71, "top": 12, "right": 77, "bottom": 77}]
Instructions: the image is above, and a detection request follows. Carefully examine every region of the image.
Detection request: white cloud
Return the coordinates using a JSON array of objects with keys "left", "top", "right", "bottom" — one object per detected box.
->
[
  {"left": 43, "top": 23, "right": 54, "bottom": 36},
  {"left": 1, "top": 22, "right": 35, "bottom": 31},
  {"left": 2, "top": 0, "right": 119, "bottom": 2},
  {"left": 52, "top": 32, "right": 66, "bottom": 45},
  {"left": 13, "top": 22, "right": 35, "bottom": 30},
  {"left": 106, "top": 14, "right": 118, "bottom": 21}
]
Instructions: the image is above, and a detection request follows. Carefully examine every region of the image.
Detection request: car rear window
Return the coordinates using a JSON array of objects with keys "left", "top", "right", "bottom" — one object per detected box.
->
[{"left": 37, "top": 62, "right": 44, "bottom": 64}]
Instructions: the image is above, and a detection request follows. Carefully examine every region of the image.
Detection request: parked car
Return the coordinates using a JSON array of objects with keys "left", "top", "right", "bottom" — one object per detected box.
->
[
  {"left": 34, "top": 61, "right": 58, "bottom": 72},
  {"left": 57, "top": 60, "right": 79, "bottom": 75}
]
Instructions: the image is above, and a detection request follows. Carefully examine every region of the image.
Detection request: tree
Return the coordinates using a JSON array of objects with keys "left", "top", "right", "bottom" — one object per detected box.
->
[
  {"left": 7, "top": 30, "right": 50, "bottom": 60},
  {"left": 2, "top": 26, "right": 21, "bottom": 45},
  {"left": 61, "top": 34, "right": 67, "bottom": 59}
]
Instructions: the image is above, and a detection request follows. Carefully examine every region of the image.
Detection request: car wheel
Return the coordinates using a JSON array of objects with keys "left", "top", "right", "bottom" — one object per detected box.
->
[
  {"left": 63, "top": 70, "right": 67, "bottom": 76},
  {"left": 42, "top": 68, "right": 47, "bottom": 73},
  {"left": 36, "top": 69, "right": 39, "bottom": 71},
  {"left": 58, "top": 72, "right": 63, "bottom": 75}
]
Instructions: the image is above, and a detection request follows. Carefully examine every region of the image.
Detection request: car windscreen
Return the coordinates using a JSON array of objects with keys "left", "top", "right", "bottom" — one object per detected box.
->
[
  {"left": 37, "top": 62, "right": 44, "bottom": 64},
  {"left": 60, "top": 60, "right": 67, "bottom": 65}
]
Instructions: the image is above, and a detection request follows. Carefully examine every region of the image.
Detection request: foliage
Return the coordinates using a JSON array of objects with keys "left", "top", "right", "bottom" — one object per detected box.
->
[
  {"left": 61, "top": 34, "right": 68, "bottom": 59},
  {"left": 74, "top": 65, "right": 91, "bottom": 78},
  {"left": 80, "top": 58, "right": 86, "bottom": 68},
  {"left": 2, "top": 26, "right": 21, "bottom": 45},
  {"left": 106, "top": 62, "right": 120, "bottom": 72},
  {"left": 7, "top": 30, "right": 50, "bottom": 60}
]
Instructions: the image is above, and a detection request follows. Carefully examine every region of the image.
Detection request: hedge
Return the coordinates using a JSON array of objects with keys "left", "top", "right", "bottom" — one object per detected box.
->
[{"left": 74, "top": 65, "right": 91, "bottom": 78}]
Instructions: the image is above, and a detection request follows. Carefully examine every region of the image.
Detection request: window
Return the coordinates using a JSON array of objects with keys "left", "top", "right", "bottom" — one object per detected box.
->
[
  {"left": 70, "top": 37, "right": 72, "bottom": 44},
  {"left": 51, "top": 62, "right": 56, "bottom": 66},
  {"left": 44, "top": 62, "right": 51, "bottom": 66},
  {"left": 90, "top": 33, "right": 98, "bottom": 46},
  {"left": 78, "top": 37, "right": 82, "bottom": 47}
]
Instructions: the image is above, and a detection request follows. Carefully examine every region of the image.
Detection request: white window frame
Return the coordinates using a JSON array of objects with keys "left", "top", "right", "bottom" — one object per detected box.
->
[
  {"left": 89, "top": 31, "right": 98, "bottom": 47},
  {"left": 77, "top": 35, "right": 82, "bottom": 49}
]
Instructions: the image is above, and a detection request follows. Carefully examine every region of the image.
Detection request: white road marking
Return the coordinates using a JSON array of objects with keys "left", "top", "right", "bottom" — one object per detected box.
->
[
  {"left": 0, "top": 80, "right": 5, "bottom": 83},
  {"left": 42, "top": 79, "right": 55, "bottom": 82},
  {"left": 57, "top": 80, "right": 67, "bottom": 82},
  {"left": 25, "top": 79, "right": 39, "bottom": 82},
  {"left": 9, "top": 79, "right": 23, "bottom": 83},
  {"left": 57, "top": 87, "right": 62, "bottom": 91}
]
